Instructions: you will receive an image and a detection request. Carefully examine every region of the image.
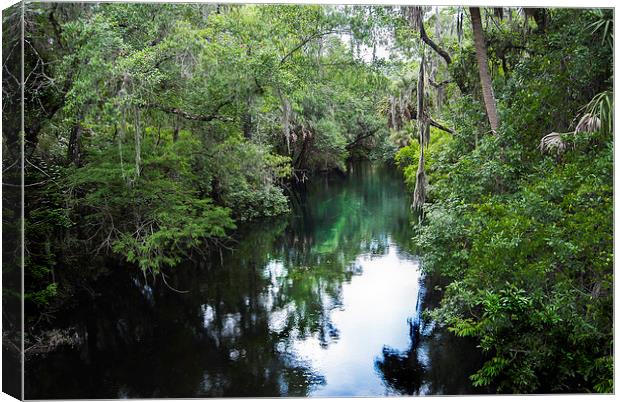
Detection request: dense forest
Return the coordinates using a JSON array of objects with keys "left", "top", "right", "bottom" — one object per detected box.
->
[{"left": 2, "top": 2, "right": 614, "bottom": 396}]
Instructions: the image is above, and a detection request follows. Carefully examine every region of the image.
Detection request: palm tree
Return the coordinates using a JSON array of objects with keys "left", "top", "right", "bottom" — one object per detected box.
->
[{"left": 470, "top": 7, "right": 500, "bottom": 133}]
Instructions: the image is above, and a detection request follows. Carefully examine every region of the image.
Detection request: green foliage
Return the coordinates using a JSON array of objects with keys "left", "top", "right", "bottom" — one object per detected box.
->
[
  {"left": 395, "top": 127, "right": 452, "bottom": 192},
  {"left": 308, "top": 118, "right": 348, "bottom": 172},
  {"left": 22, "top": 2, "right": 392, "bottom": 316},
  {"left": 411, "top": 8, "right": 613, "bottom": 393},
  {"left": 211, "top": 138, "right": 291, "bottom": 221},
  {"left": 112, "top": 198, "right": 234, "bottom": 272},
  {"left": 26, "top": 283, "right": 58, "bottom": 306},
  {"left": 22, "top": 157, "right": 72, "bottom": 309},
  {"left": 588, "top": 9, "right": 613, "bottom": 52},
  {"left": 423, "top": 135, "right": 613, "bottom": 391},
  {"left": 65, "top": 133, "right": 237, "bottom": 273},
  {"left": 586, "top": 90, "right": 613, "bottom": 135}
]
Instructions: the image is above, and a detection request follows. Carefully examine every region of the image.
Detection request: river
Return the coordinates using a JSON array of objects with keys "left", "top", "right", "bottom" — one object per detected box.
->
[{"left": 25, "top": 162, "right": 484, "bottom": 398}]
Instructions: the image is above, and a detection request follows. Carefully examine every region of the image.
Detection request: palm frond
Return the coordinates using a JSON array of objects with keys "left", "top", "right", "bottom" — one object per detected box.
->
[
  {"left": 574, "top": 113, "right": 601, "bottom": 134},
  {"left": 588, "top": 9, "right": 613, "bottom": 51},
  {"left": 585, "top": 90, "right": 613, "bottom": 135},
  {"left": 539, "top": 131, "right": 568, "bottom": 154}
]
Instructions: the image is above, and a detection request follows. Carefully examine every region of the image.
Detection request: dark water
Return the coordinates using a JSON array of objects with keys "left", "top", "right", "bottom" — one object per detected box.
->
[{"left": 26, "top": 162, "right": 484, "bottom": 398}]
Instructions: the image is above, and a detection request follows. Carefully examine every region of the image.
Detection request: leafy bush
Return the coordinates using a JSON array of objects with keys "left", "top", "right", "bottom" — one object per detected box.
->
[
  {"left": 66, "top": 132, "right": 238, "bottom": 273},
  {"left": 112, "top": 198, "right": 234, "bottom": 272},
  {"left": 420, "top": 131, "right": 612, "bottom": 392}
]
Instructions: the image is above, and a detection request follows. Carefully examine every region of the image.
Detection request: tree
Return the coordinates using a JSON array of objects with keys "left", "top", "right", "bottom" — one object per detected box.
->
[{"left": 469, "top": 7, "right": 500, "bottom": 133}]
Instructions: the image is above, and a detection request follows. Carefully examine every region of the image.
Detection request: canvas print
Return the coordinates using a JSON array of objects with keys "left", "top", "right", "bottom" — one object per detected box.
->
[{"left": 1, "top": 1, "right": 614, "bottom": 398}]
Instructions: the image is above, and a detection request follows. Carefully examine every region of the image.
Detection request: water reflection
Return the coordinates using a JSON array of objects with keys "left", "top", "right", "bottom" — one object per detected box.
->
[
  {"left": 293, "top": 243, "right": 421, "bottom": 396},
  {"left": 26, "top": 162, "right": 483, "bottom": 398}
]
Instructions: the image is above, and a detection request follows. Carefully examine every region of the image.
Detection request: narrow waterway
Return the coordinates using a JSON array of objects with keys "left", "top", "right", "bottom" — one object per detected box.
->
[{"left": 26, "top": 162, "right": 484, "bottom": 398}]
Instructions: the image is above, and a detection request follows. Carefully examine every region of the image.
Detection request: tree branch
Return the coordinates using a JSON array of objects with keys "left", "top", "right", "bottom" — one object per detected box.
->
[
  {"left": 346, "top": 130, "right": 378, "bottom": 149},
  {"left": 280, "top": 29, "right": 340, "bottom": 65},
  {"left": 419, "top": 20, "right": 452, "bottom": 65},
  {"left": 408, "top": 107, "right": 455, "bottom": 134},
  {"left": 429, "top": 117, "right": 454, "bottom": 134},
  {"left": 145, "top": 100, "right": 233, "bottom": 122},
  {"left": 429, "top": 79, "right": 452, "bottom": 88}
]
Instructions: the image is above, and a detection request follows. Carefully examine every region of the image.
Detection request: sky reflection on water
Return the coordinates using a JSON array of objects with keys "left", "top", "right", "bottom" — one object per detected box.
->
[
  {"left": 290, "top": 242, "right": 422, "bottom": 396},
  {"left": 26, "top": 163, "right": 484, "bottom": 398}
]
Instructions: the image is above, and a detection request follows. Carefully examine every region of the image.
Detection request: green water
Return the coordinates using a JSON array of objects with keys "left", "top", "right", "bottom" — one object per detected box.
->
[{"left": 26, "top": 162, "right": 483, "bottom": 398}]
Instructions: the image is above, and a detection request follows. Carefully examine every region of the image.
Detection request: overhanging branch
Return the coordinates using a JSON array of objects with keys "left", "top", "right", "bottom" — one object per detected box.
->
[
  {"left": 429, "top": 117, "right": 454, "bottom": 134},
  {"left": 346, "top": 130, "right": 378, "bottom": 149},
  {"left": 418, "top": 16, "right": 452, "bottom": 65},
  {"left": 409, "top": 107, "right": 454, "bottom": 134},
  {"left": 145, "top": 99, "right": 233, "bottom": 122}
]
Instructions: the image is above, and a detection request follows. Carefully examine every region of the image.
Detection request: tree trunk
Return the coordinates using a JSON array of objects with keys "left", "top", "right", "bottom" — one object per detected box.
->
[
  {"left": 242, "top": 95, "right": 254, "bottom": 139},
  {"left": 412, "top": 54, "right": 429, "bottom": 213},
  {"left": 134, "top": 109, "right": 142, "bottom": 177},
  {"left": 470, "top": 7, "right": 500, "bottom": 133},
  {"left": 279, "top": 93, "right": 292, "bottom": 154},
  {"left": 173, "top": 115, "right": 180, "bottom": 142},
  {"left": 67, "top": 118, "right": 83, "bottom": 166}
]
